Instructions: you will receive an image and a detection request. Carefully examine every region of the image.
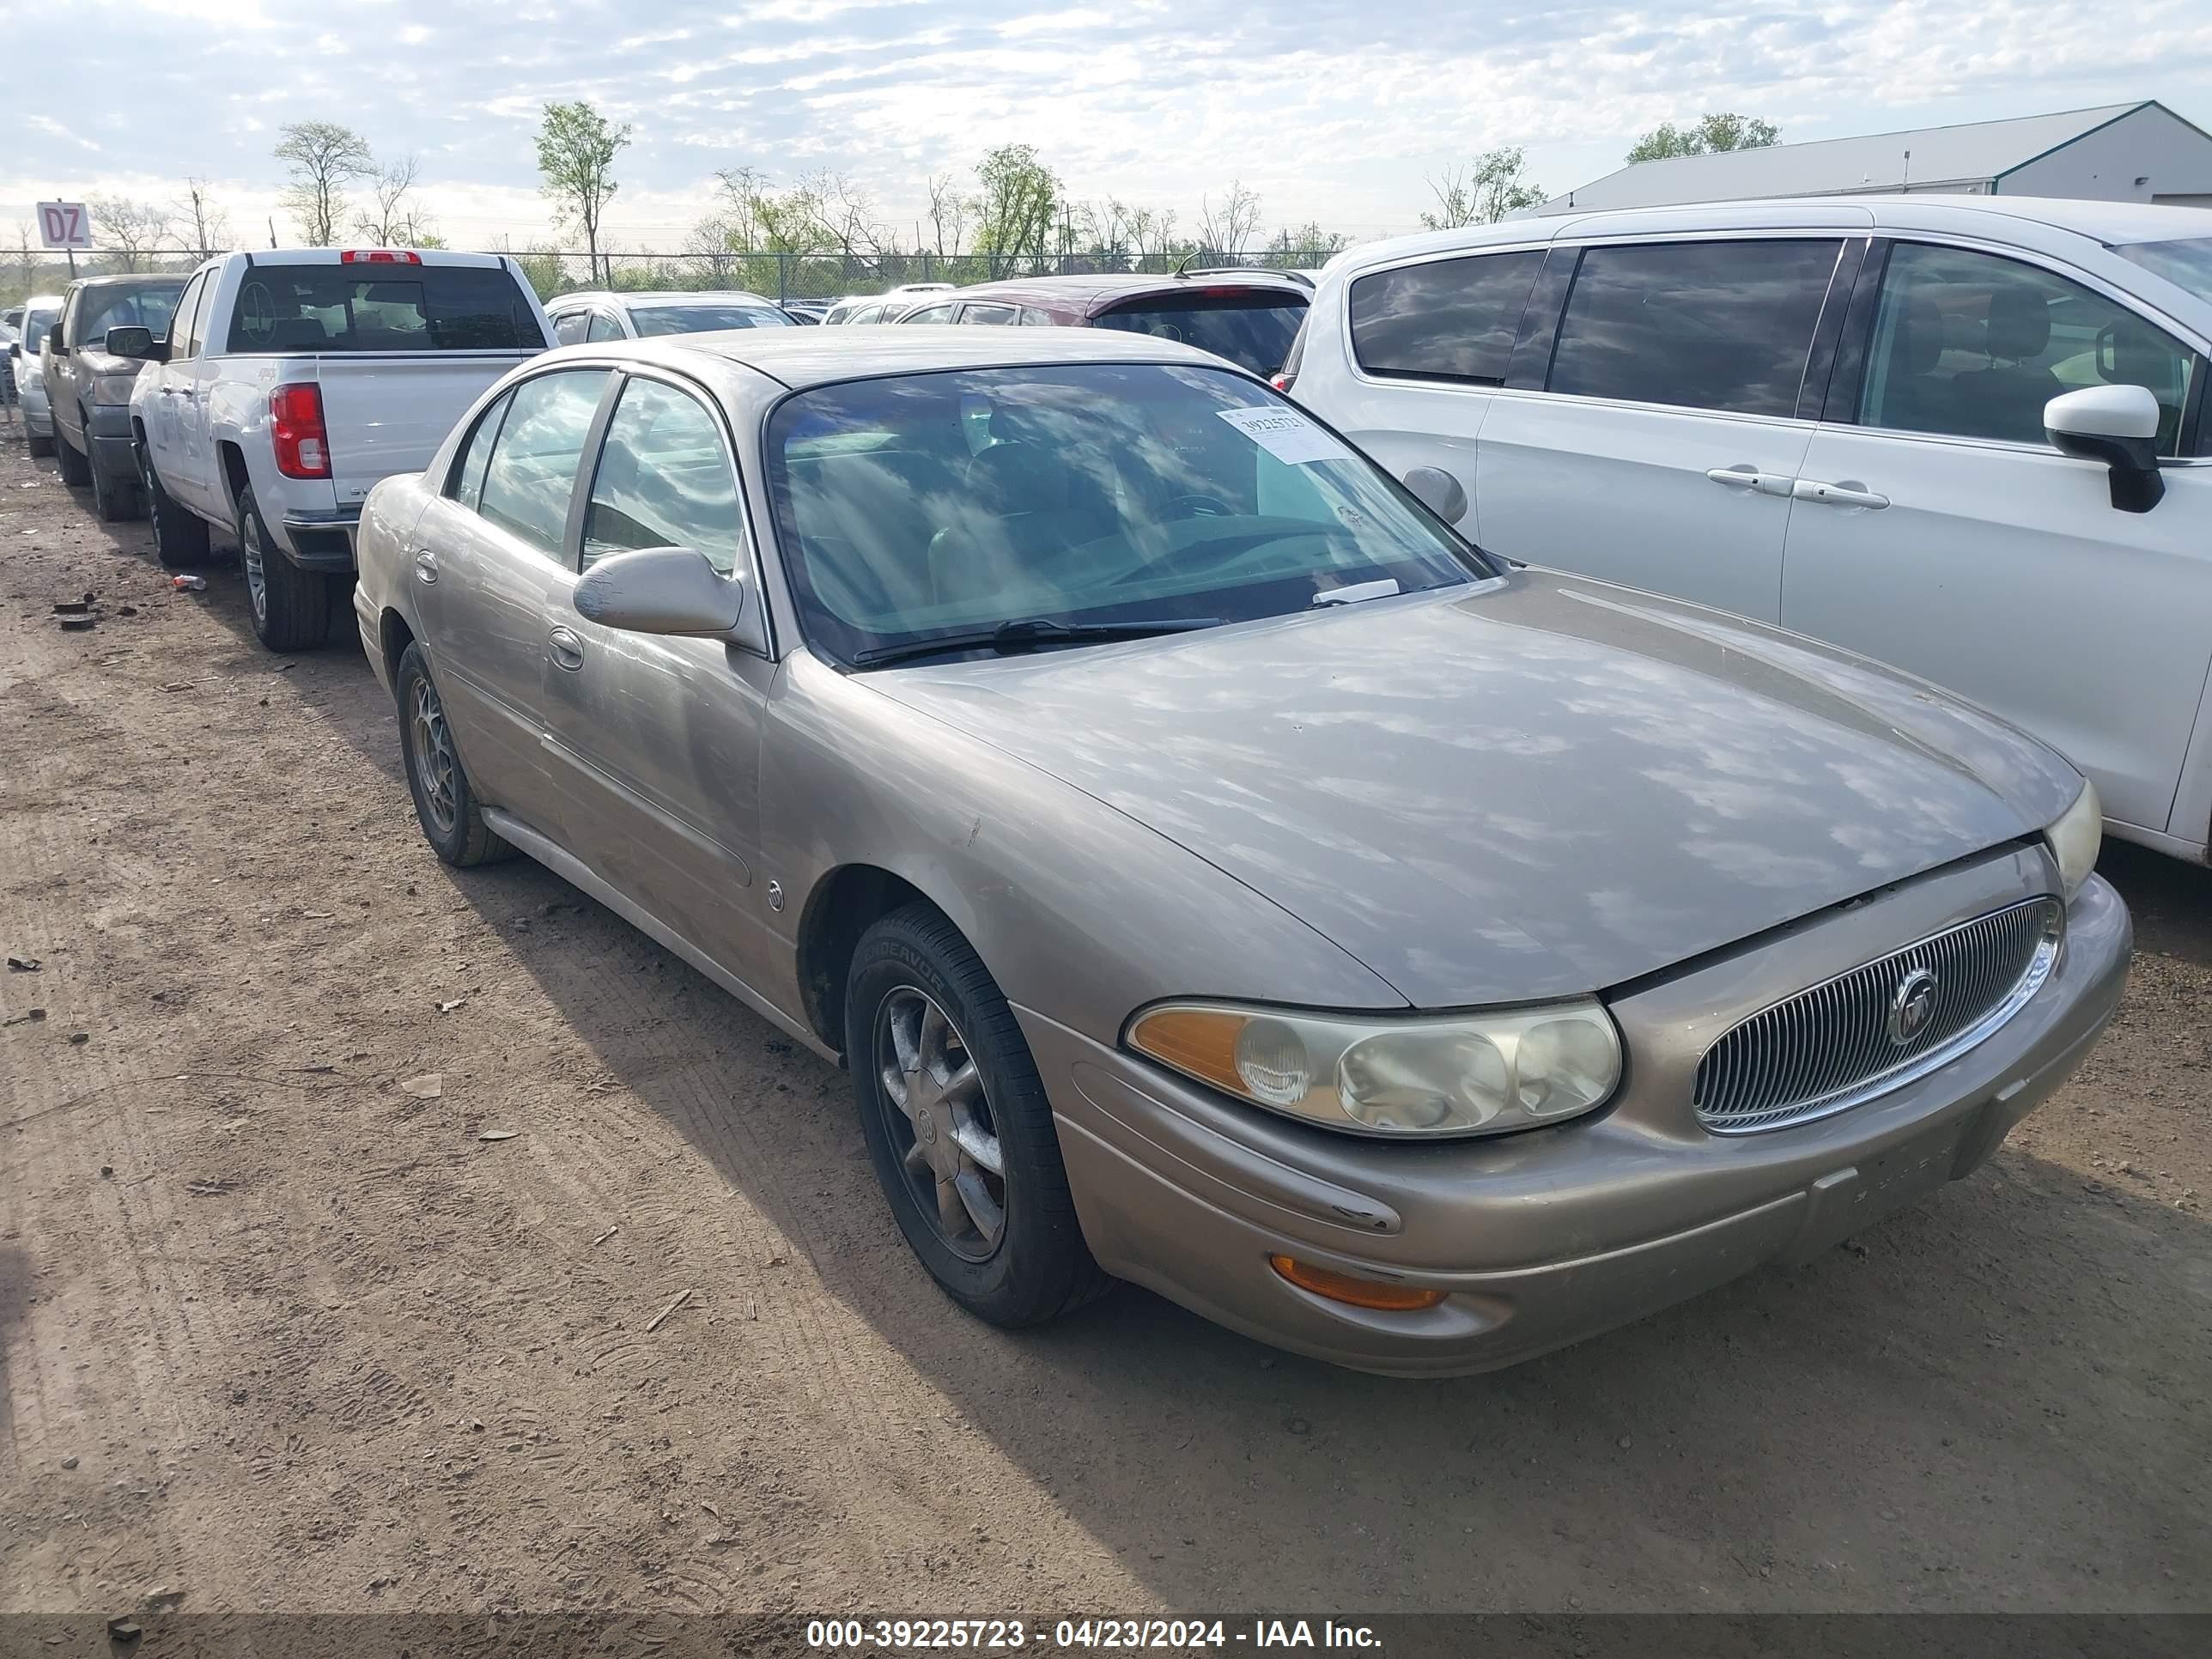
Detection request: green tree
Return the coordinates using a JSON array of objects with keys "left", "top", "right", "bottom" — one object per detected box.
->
[
  {"left": 535, "top": 100, "right": 631, "bottom": 283},
  {"left": 1419, "top": 147, "right": 1544, "bottom": 229},
  {"left": 274, "top": 121, "right": 374, "bottom": 246},
  {"left": 974, "top": 144, "right": 1060, "bottom": 274},
  {"left": 1626, "top": 112, "right": 1781, "bottom": 163}
]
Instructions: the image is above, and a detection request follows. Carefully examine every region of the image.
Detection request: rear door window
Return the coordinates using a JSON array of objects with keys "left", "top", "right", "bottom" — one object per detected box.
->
[
  {"left": 961, "top": 303, "right": 1019, "bottom": 325},
  {"left": 1091, "top": 291, "right": 1309, "bottom": 376},
  {"left": 225, "top": 264, "right": 547, "bottom": 352},
  {"left": 1547, "top": 240, "right": 1842, "bottom": 416},
  {"left": 551, "top": 311, "right": 589, "bottom": 345},
  {"left": 1349, "top": 250, "right": 1543, "bottom": 385},
  {"left": 585, "top": 311, "right": 625, "bottom": 343},
  {"left": 475, "top": 370, "right": 610, "bottom": 558},
  {"left": 898, "top": 304, "right": 958, "bottom": 325}
]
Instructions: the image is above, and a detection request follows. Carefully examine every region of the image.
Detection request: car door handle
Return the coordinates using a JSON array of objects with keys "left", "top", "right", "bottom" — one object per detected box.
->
[
  {"left": 158, "top": 386, "right": 179, "bottom": 397},
  {"left": 1792, "top": 477, "right": 1889, "bottom": 509},
  {"left": 549, "top": 626, "right": 586, "bottom": 672},
  {"left": 1705, "top": 465, "right": 1794, "bottom": 497},
  {"left": 411, "top": 548, "right": 437, "bottom": 584}
]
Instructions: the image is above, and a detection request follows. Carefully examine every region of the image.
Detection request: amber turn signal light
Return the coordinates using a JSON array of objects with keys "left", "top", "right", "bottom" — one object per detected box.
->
[{"left": 1269, "top": 1255, "right": 1449, "bottom": 1312}]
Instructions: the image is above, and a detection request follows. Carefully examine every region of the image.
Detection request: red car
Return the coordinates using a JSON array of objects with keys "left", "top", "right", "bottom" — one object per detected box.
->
[{"left": 892, "top": 270, "right": 1310, "bottom": 377}]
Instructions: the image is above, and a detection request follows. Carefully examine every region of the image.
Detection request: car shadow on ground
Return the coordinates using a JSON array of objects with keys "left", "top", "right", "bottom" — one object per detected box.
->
[{"left": 153, "top": 506, "right": 2212, "bottom": 1609}]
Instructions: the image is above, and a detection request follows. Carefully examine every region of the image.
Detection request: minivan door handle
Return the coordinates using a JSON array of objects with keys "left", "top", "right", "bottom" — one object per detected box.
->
[
  {"left": 1792, "top": 477, "right": 1889, "bottom": 509},
  {"left": 548, "top": 626, "right": 586, "bottom": 672},
  {"left": 1705, "top": 465, "right": 1794, "bottom": 497}
]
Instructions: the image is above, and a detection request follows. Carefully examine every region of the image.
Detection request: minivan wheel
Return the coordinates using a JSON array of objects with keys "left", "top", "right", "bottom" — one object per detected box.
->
[
  {"left": 236, "top": 484, "right": 329, "bottom": 652},
  {"left": 142, "top": 447, "right": 211, "bottom": 568},
  {"left": 847, "top": 902, "right": 1109, "bottom": 1327},
  {"left": 394, "top": 642, "right": 514, "bottom": 868}
]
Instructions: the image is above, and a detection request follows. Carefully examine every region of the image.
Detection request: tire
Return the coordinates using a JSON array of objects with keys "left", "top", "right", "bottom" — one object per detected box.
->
[
  {"left": 140, "top": 445, "right": 211, "bottom": 568},
  {"left": 235, "top": 483, "right": 330, "bottom": 652},
  {"left": 55, "top": 423, "right": 91, "bottom": 486},
  {"left": 394, "top": 642, "right": 515, "bottom": 868},
  {"left": 847, "top": 902, "right": 1109, "bottom": 1327},
  {"left": 27, "top": 430, "right": 54, "bottom": 459},
  {"left": 89, "top": 448, "right": 143, "bottom": 522}
]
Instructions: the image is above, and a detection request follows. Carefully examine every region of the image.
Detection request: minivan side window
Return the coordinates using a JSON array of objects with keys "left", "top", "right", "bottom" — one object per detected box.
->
[
  {"left": 1349, "top": 250, "right": 1543, "bottom": 385},
  {"left": 475, "top": 370, "right": 610, "bottom": 558},
  {"left": 1857, "top": 241, "right": 2201, "bottom": 455},
  {"left": 1547, "top": 239, "right": 1842, "bottom": 417}
]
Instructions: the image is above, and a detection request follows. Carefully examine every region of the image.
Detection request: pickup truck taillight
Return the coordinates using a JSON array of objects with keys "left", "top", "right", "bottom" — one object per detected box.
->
[{"left": 270, "top": 383, "right": 331, "bottom": 479}]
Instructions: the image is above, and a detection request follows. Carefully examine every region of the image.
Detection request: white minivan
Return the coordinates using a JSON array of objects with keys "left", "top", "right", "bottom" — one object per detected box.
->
[{"left": 1285, "top": 198, "right": 2212, "bottom": 864}]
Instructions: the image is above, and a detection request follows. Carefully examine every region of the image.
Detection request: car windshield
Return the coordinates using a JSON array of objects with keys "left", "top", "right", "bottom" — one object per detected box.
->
[
  {"left": 630, "top": 304, "right": 793, "bottom": 336},
  {"left": 224, "top": 264, "right": 546, "bottom": 351},
  {"left": 1091, "top": 292, "right": 1309, "bottom": 375},
  {"left": 2114, "top": 236, "right": 2212, "bottom": 306},
  {"left": 23, "top": 307, "right": 58, "bottom": 353},
  {"left": 766, "top": 362, "right": 1485, "bottom": 666},
  {"left": 81, "top": 283, "right": 184, "bottom": 343}
]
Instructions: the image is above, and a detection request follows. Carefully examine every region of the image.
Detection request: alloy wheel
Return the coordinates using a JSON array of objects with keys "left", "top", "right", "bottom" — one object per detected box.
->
[
  {"left": 240, "top": 513, "right": 267, "bottom": 623},
  {"left": 874, "top": 986, "right": 1006, "bottom": 1261},
  {"left": 409, "top": 676, "right": 460, "bottom": 837}
]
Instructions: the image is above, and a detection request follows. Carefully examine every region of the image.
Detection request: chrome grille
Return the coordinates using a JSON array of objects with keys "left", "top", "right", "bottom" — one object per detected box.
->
[{"left": 1693, "top": 898, "right": 2063, "bottom": 1134}]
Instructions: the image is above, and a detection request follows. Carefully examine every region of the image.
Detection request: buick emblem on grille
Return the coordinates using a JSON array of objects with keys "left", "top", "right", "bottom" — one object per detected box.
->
[{"left": 1887, "top": 968, "right": 1940, "bottom": 1046}]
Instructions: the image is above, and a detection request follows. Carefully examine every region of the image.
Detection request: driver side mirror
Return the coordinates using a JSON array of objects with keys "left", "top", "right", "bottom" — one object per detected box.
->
[
  {"left": 573, "top": 545, "right": 766, "bottom": 653},
  {"left": 2045, "top": 386, "right": 2164, "bottom": 514},
  {"left": 1401, "top": 465, "right": 1468, "bottom": 526},
  {"left": 6, "top": 342, "right": 18, "bottom": 361}
]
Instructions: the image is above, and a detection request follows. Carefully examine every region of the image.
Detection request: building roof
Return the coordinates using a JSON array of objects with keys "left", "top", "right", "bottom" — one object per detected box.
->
[{"left": 1540, "top": 102, "right": 2166, "bottom": 214}]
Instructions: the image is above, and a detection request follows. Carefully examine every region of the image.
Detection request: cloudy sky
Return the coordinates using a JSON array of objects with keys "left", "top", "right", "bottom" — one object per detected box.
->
[{"left": 9, "top": 0, "right": 2212, "bottom": 253}]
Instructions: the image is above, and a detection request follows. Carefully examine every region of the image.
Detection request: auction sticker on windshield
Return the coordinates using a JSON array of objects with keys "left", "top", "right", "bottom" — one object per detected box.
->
[{"left": 1217, "top": 405, "right": 1352, "bottom": 465}]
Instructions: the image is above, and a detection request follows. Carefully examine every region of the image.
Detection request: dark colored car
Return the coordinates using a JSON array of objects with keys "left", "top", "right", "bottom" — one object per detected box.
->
[{"left": 894, "top": 270, "right": 1311, "bottom": 376}]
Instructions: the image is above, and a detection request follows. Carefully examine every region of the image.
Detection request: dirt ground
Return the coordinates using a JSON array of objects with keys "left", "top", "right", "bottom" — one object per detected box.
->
[{"left": 1, "top": 430, "right": 2207, "bottom": 1625}]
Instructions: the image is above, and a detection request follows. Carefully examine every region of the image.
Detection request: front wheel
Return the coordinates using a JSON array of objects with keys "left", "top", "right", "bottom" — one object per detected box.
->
[
  {"left": 236, "top": 484, "right": 330, "bottom": 652},
  {"left": 54, "top": 423, "right": 91, "bottom": 486},
  {"left": 27, "top": 429, "right": 54, "bottom": 459},
  {"left": 847, "top": 903, "right": 1109, "bottom": 1327}
]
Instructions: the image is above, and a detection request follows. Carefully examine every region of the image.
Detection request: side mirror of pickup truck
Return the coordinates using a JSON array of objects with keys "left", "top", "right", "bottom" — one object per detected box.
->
[
  {"left": 102, "top": 325, "right": 163, "bottom": 362},
  {"left": 2045, "top": 386, "right": 2164, "bottom": 514},
  {"left": 6, "top": 342, "right": 18, "bottom": 362},
  {"left": 573, "top": 545, "right": 767, "bottom": 654}
]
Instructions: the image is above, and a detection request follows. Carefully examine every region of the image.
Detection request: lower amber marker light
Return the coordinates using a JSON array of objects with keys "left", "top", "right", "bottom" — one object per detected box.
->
[{"left": 1269, "top": 1255, "right": 1449, "bottom": 1312}]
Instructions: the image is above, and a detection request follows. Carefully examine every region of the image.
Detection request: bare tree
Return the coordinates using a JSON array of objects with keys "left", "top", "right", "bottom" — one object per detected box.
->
[
  {"left": 1194, "top": 181, "right": 1263, "bottom": 261},
  {"left": 170, "top": 179, "right": 234, "bottom": 258},
  {"left": 356, "top": 154, "right": 434, "bottom": 246},
  {"left": 88, "top": 196, "right": 173, "bottom": 271},
  {"left": 1419, "top": 147, "right": 1544, "bottom": 229},
  {"left": 16, "top": 224, "right": 39, "bottom": 296},
  {"left": 925, "top": 172, "right": 973, "bottom": 264},
  {"left": 810, "top": 171, "right": 890, "bottom": 269},
  {"left": 275, "top": 121, "right": 374, "bottom": 246}
]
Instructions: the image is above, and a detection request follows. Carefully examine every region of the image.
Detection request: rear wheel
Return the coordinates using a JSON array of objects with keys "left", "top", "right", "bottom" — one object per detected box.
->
[
  {"left": 395, "top": 642, "right": 514, "bottom": 867},
  {"left": 848, "top": 903, "right": 1109, "bottom": 1327},
  {"left": 141, "top": 446, "right": 211, "bottom": 568},
  {"left": 54, "top": 422, "right": 90, "bottom": 486},
  {"left": 236, "top": 484, "right": 329, "bottom": 652}
]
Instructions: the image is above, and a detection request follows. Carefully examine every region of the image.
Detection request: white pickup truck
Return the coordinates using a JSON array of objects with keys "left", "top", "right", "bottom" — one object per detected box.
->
[{"left": 119, "top": 248, "right": 552, "bottom": 651}]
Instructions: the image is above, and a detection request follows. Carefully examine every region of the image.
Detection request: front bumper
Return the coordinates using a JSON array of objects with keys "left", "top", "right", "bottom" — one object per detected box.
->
[
  {"left": 87, "top": 403, "right": 137, "bottom": 477},
  {"left": 1022, "top": 855, "right": 2129, "bottom": 1376}
]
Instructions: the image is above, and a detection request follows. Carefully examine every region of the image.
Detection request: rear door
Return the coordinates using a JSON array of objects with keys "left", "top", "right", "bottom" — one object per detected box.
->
[
  {"left": 416, "top": 367, "right": 614, "bottom": 835},
  {"left": 142, "top": 270, "right": 205, "bottom": 498},
  {"left": 1782, "top": 238, "right": 2212, "bottom": 836},
  {"left": 539, "top": 369, "right": 775, "bottom": 975},
  {"left": 1474, "top": 237, "right": 1851, "bottom": 623}
]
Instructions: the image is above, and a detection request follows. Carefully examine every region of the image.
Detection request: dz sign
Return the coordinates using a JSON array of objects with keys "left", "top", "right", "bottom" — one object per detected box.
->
[{"left": 37, "top": 201, "right": 94, "bottom": 251}]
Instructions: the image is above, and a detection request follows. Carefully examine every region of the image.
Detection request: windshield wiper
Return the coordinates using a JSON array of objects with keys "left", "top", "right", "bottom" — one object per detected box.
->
[{"left": 850, "top": 616, "right": 1220, "bottom": 670}]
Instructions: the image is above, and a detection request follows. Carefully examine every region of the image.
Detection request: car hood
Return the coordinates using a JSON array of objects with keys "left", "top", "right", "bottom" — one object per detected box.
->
[
  {"left": 866, "top": 572, "right": 2079, "bottom": 1006},
  {"left": 76, "top": 349, "right": 147, "bottom": 378}
]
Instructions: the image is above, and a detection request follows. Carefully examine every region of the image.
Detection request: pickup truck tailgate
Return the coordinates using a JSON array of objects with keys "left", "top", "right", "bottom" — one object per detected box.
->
[{"left": 317, "top": 351, "right": 539, "bottom": 506}]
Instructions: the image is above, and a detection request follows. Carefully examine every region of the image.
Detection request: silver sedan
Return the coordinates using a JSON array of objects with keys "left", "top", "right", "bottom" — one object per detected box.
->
[{"left": 353, "top": 327, "right": 2129, "bottom": 1375}]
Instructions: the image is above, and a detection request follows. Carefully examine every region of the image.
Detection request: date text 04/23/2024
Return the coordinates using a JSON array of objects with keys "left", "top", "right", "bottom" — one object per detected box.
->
[{"left": 805, "top": 1619, "right": 1384, "bottom": 1650}]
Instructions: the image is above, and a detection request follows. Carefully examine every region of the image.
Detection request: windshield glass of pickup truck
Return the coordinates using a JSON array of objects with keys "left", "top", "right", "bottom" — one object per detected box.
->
[
  {"left": 81, "top": 283, "right": 184, "bottom": 343},
  {"left": 225, "top": 265, "right": 547, "bottom": 353}
]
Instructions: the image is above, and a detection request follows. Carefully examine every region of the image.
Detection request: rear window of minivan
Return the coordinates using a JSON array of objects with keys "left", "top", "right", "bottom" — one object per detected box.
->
[
  {"left": 226, "top": 264, "right": 546, "bottom": 353},
  {"left": 1092, "top": 290, "right": 1307, "bottom": 376}
]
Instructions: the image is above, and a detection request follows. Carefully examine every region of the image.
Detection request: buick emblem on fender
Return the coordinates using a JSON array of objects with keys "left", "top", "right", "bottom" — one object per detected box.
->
[{"left": 1887, "top": 968, "right": 1941, "bottom": 1046}]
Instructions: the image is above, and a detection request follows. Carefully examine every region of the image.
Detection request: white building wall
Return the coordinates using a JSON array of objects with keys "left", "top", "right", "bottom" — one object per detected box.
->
[{"left": 2001, "top": 104, "right": 2212, "bottom": 204}]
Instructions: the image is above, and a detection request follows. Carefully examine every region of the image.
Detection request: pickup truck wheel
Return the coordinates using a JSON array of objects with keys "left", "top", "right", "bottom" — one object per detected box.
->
[
  {"left": 395, "top": 643, "right": 515, "bottom": 868},
  {"left": 89, "top": 452, "right": 143, "bottom": 523},
  {"left": 141, "top": 447, "right": 211, "bottom": 567},
  {"left": 55, "top": 424, "right": 91, "bottom": 486},
  {"left": 236, "top": 485, "right": 330, "bottom": 652},
  {"left": 848, "top": 902, "right": 1111, "bottom": 1328}
]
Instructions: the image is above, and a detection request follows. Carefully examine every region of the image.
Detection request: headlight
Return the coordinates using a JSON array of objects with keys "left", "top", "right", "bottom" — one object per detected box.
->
[
  {"left": 2045, "top": 778, "right": 2101, "bottom": 901},
  {"left": 1126, "top": 999, "right": 1621, "bottom": 1138},
  {"left": 93, "top": 373, "right": 142, "bottom": 405}
]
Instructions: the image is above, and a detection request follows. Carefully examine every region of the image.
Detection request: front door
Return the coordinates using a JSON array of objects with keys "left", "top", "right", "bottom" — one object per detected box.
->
[
  {"left": 1474, "top": 237, "right": 1847, "bottom": 623},
  {"left": 1782, "top": 239, "right": 2212, "bottom": 836},
  {"left": 538, "top": 370, "right": 774, "bottom": 979}
]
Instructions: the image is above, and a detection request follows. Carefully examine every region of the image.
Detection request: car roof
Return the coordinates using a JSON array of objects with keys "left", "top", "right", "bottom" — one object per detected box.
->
[
  {"left": 68, "top": 272, "right": 188, "bottom": 290},
  {"left": 947, "top": 270, "right": 1312, "bottom": 314},
  {"left": 1323, "top": 193, "right": 2212, "bottom": 281},
  {"left": 552, "top": 289, "right": 781, "bottom": 310},
  {"left": 549, "top": 321, "right": 1238, "bottom": 390}
]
